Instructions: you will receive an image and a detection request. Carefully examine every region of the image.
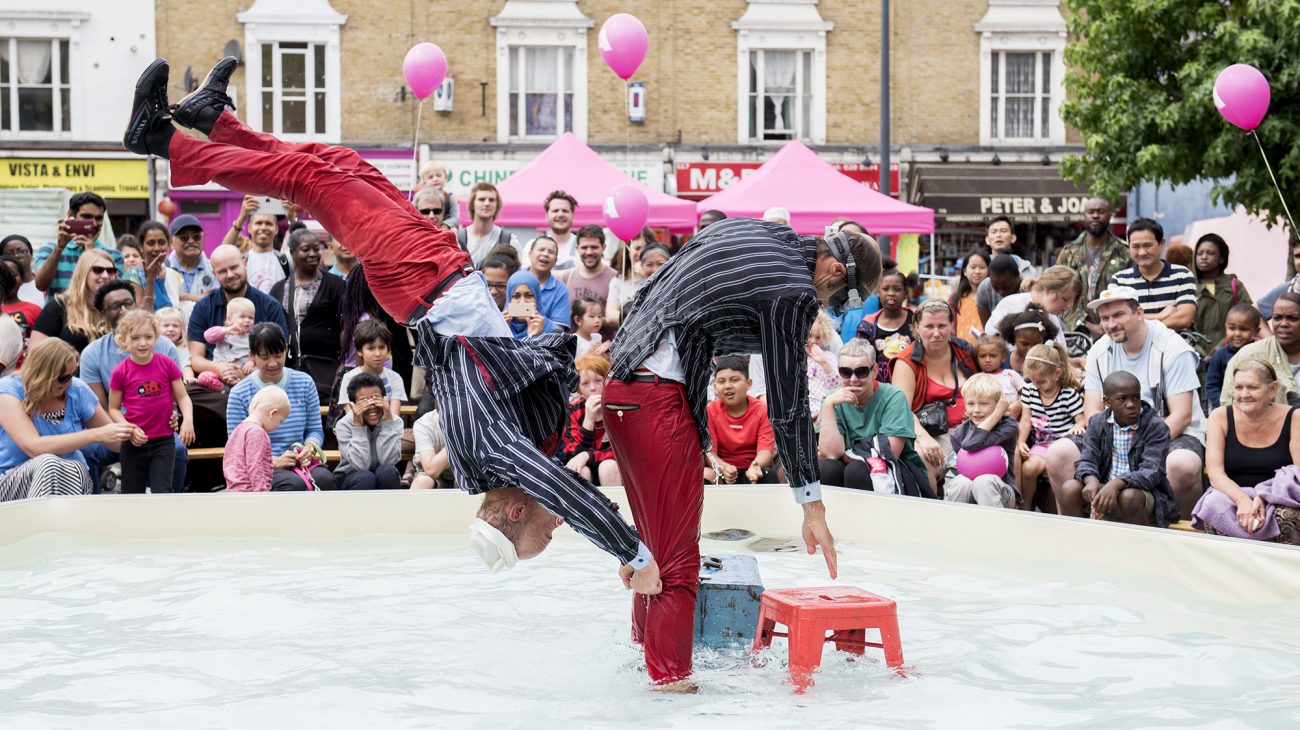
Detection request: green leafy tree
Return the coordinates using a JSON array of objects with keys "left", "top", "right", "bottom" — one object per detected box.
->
[{"left": 1060, "top": 0, "right": 1300, "bottom": 221}]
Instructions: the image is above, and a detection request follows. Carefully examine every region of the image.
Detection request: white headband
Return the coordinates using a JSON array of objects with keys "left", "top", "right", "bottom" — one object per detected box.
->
[{"left": 469, "top": 518, "right": 518, "bottom": 573}]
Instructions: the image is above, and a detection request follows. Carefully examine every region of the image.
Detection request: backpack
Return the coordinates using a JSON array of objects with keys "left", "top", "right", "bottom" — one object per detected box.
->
[
  {"left": 848, "top": 434, "right": 936, "bottom": 499},
  {"left": 455, "top": 226, "right": 503, "bottom": 259}
]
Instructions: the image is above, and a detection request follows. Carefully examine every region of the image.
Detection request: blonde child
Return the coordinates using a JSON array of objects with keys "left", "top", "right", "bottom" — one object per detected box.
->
[
  {"left": 224, "top": 385, "right": 290, "bottom": 492},
  {"left": 1016, "top": 342, "right": 1085, "bottom": 511},
  {"left": 972, "top": 333, "right": 1024, "bottom": 420},
  {"left": 197, "top": 297, "right": 256, "bottom": 391},
  {"left": 943, "top": 373, "right": 1021, "bottom": 508},
  {"left": 108, "top": 310, "right": 195, "bottom": 493},
  {"left": 806, "top": 310, "right": 842, "bottom": 421},
  {"left": 154, "top": 307, "right": 196, "bottom": 385},
  {"left": 571, "top": 297, "right": 607, "bottom": 359},
  {"left": 418, "top": 160, "right": 458, "bottom": 228}
]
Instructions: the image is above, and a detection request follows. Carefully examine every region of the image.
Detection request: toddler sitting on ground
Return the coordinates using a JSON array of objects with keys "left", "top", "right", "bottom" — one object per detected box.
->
[
  {"left": 942, "top": 373, "right": 1020, "bottom": 508},
  {"left": 224, "top": 385, "right": 290, "bottom": 492}
]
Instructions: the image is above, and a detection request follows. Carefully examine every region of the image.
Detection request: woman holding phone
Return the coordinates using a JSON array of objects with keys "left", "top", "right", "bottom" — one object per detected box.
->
[{"left": 503, "top": 270, "right": 552, "bottom": 339}]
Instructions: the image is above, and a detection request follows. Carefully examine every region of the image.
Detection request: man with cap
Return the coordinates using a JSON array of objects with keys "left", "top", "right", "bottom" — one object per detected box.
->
[
  {"left": 125, "top": 57, "right": 660, "bottom": 585},
  {"left": 165, "top": 213, "right": 217, "bottom": 313},
  {"left": 32, "top": 191, "right": 125, "bottom": 302},
  {"left": 1044, "top": 285, "right": 1207, "bottom": 520},
  {"left": 604, "top": 217, "right": 883, "bottom": 689}
]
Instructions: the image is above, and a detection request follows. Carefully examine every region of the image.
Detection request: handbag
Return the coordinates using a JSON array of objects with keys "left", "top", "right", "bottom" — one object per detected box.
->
[{"left": 917, "top": 357, "right": 959, "bottom": 436}]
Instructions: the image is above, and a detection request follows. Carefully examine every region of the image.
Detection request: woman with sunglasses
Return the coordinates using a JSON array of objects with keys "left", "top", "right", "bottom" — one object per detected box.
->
[
  {"left": 889, "top": 298, "right": 980, "bottom": 494},
  {"left": 0, "top": 338, "right": 136, "bottom": 501},
  {"left": 30, "top": 249, "right": 119, "bottom": 354},
  {"left": 817, "top": 338, "right": 929, "bottom": 491}
]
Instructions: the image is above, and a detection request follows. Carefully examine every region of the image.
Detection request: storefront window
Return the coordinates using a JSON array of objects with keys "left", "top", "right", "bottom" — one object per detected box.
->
[
  {"left": 508, "top": 46, "right": 575, "bottom": 139},
  {"left": 0, "top": 38, "right": 71, "bottom": 134}
]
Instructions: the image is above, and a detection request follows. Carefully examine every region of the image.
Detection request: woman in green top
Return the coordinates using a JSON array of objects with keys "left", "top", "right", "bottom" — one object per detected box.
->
[
  {"left": 817, "top": 338, "right": 928, "bottom": 491},
  {"left": 1194, "top": 233, "right": 1254, "bottom": 351}
]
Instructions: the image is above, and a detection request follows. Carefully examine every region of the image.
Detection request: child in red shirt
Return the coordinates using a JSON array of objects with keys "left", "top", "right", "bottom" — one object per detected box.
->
[
  {"left": 560, "top": 353, "right": 620, "bottom": 486},
  {"left": 705, "top": 356, "right": 777, "bottom": 484}
]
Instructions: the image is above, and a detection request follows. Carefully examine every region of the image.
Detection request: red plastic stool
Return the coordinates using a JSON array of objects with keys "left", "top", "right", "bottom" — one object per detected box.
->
[{"left": 752, "top": 586, "right": 903, "bottom": 690}]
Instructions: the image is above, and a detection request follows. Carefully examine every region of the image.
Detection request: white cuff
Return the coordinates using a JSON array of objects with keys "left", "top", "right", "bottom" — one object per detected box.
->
[
  {"left": 627, "top": 541, "right": 653, "bottom": 569},
  {"left": 793, "top": 480, "right": 823, "bottom": 504}
]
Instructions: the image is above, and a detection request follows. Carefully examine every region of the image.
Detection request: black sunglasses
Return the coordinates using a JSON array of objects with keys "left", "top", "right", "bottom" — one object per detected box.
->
[
  {"left": 57, "top": 372, "right": 74, "bottom": 384},
  {"left": 90, "top": 265, "right": 118, "bottom": 276},
  {"left": 419, "top": 207, "right": 443, "bottom": 215},
  {"left": 838, "top": 366, "right": 873, "bottom": 380}
]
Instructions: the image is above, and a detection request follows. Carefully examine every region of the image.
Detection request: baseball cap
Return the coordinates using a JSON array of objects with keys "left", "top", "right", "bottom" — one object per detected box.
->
[
  {"left": 1087, "top": 284, "right": 1141, "bottom": 311},
  {"left": 169, "top": 214, "right": 203, "bottom": 236}
]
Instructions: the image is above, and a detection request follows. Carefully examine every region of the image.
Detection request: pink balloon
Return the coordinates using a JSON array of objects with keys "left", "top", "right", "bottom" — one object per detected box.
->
[
  {"left": 1214, "top": 64, "right": 1270, "bottom": 131},
  {"left": 598, "top": 13, "right": 648, "bottom": 80},
  {"left": 603, "top": 184, "right": 649, "bottom": 241},
  {"left": 955, "top": 446, "right": 1008, "bottom": 480},
  {"left": 403, "top": 43, "right": 448, "bottom": 101}
]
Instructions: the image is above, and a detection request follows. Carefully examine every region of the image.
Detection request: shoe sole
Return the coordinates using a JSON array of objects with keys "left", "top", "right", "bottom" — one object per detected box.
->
[{"left": 175, "top": 57, "right": 237, "bottom": 117}]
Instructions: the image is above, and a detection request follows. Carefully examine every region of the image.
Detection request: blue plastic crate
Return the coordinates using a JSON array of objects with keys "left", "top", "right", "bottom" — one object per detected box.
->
[{"left": 695, "top": 554, "right": 764, "bottom": 649}]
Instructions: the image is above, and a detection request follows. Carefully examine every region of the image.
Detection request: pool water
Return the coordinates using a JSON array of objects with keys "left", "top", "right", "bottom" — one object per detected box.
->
[{"left": 0, "top": 532, "right": 1298, "bottom": 728}]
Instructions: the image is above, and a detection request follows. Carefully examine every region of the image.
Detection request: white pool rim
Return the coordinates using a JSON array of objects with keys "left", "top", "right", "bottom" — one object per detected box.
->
[{"left": 1, "top": 486, "right": 1296, "bottom": 604}]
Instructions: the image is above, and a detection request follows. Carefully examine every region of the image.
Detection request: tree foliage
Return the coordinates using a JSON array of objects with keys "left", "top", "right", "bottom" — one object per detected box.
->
[{"left": 1060, "top": 0, "right": 1300, "bottom": 220}]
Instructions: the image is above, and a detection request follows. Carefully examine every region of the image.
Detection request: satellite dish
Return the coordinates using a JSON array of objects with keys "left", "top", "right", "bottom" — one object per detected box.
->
[{"left": 223, "top": 39, "right": 242, "bottom": 64}]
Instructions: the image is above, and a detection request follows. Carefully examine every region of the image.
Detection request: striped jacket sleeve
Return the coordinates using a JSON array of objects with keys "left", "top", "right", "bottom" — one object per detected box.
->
[{"left": 759, "top": 293, "right": 821, "bottom": 499}]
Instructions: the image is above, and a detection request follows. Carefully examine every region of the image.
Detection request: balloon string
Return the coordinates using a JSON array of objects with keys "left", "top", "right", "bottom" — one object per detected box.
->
[
  {"left": 1251, "top": 129, "right": 1297, "bottom": 233},
  {"left": 409, "top": 100, "right": 425, "bottom": 202}
]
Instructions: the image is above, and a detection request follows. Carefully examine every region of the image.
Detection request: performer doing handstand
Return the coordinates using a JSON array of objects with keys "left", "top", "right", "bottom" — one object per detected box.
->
[{"left": 124, "top": 57, "right": 660, "bottom": 589}]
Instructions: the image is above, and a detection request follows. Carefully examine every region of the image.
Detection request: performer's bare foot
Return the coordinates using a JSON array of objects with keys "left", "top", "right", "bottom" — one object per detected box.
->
[
  {"left": 171, "top": 56, "right": 238, "bottom": 136},
  {"left": 651, "top": 680, "right": 699, "bottom": 694}
]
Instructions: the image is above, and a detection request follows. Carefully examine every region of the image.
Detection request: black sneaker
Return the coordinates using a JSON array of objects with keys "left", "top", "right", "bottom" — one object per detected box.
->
[
  {"left": 123, "top": 59, "right": 174, "bottom": 157},
  {"left": 171, "top": 56, "right": 238, "bottom": 136}
]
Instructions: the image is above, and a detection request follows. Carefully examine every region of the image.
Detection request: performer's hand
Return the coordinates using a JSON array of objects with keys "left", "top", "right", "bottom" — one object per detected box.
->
[
  {"left": 630, "top": 560, "right": 663, "bottom": 595},
  {"left": 618, "top": 563, "right": 634, "bottom": 589},
  {"left": 801, "top": 500, "right": 838, "bottom": 579}
]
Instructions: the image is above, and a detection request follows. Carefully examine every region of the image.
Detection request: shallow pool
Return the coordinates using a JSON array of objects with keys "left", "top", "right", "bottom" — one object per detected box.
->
[{"left": 1, "top": 530, "right": 1298, "bottom": 729}]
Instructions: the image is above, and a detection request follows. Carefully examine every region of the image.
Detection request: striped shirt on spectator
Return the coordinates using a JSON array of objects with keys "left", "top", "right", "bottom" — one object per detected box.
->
[
  {"left": 1020, "top": 383, "right": 1084, "bottom": 440},
  {"left": 608, "top": 217, "right": 823, "bottom": 501},
  {"left": 1108, "top": 261, "right": 1196, "bottom": 316}
]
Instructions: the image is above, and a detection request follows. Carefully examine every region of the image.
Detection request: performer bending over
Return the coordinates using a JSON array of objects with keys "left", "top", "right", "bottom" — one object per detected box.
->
[
  {"left": 605, "top": 217, "right": 882, "bottom": 688},
  {"left": 124, "top": 58, "right": 658, "bottom": 588}
]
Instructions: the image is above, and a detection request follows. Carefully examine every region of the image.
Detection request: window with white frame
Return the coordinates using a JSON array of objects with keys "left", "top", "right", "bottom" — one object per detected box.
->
[
  {"left": 491, "top": 1, "right": 590, "bottom": 143},
  {"left": 748, "top": 49, "right": 812, "bottom": 142},
  {"left": 238, "top": 0, "right": 345, "bottom": 143},
  {"left": 989, "top": 50, "right": 1052, "bottom": 141},
  {"left": 508, "top": 46, "right": 575, "bottom": 139},
  {"left": 732, "top": 2, "right": 832, "bottom": 145},
  {"left": 0, "top": 38, "right": 71, "bottom": 134},
  {"left": 975, "top": 1, "right": 1067, "bottom": 146},
  {"left": 258, "top": 41, "right": 329, "bottom": 137}
]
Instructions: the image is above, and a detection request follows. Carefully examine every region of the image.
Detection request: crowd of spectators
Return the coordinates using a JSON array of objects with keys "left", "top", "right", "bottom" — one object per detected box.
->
[{"left": 1, "top": 187, "right": 1298, "bottom": 548}]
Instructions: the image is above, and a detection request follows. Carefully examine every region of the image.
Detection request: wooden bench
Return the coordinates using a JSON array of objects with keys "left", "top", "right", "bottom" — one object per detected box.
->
[
  {"left": 188, "top": 448, "right": 343, "bottom": 463},
  {"left": 317, "top": 405, "right": 418, "bottom": 417},
  {"left": 1168, "top": 520, "right": 1198, "bottom": 532}
]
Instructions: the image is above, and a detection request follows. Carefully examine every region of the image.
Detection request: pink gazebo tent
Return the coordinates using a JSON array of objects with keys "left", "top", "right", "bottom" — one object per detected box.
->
[
  {"left": 458, "top": 132, "right": 697, "bottom": 232},
  {"left": 695, "top": 141, "right": 935, "bottom": 235}
]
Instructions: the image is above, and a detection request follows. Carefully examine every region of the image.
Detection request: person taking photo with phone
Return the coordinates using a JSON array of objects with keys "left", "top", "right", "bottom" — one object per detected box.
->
[{"left": 33, "top": 192, "right": 125, "bottom": 303}]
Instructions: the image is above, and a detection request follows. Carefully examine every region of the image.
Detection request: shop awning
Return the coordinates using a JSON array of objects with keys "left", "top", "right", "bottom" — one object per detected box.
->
[{"left": 909, "top": 164, "right": 1090, "bottom": 223}]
